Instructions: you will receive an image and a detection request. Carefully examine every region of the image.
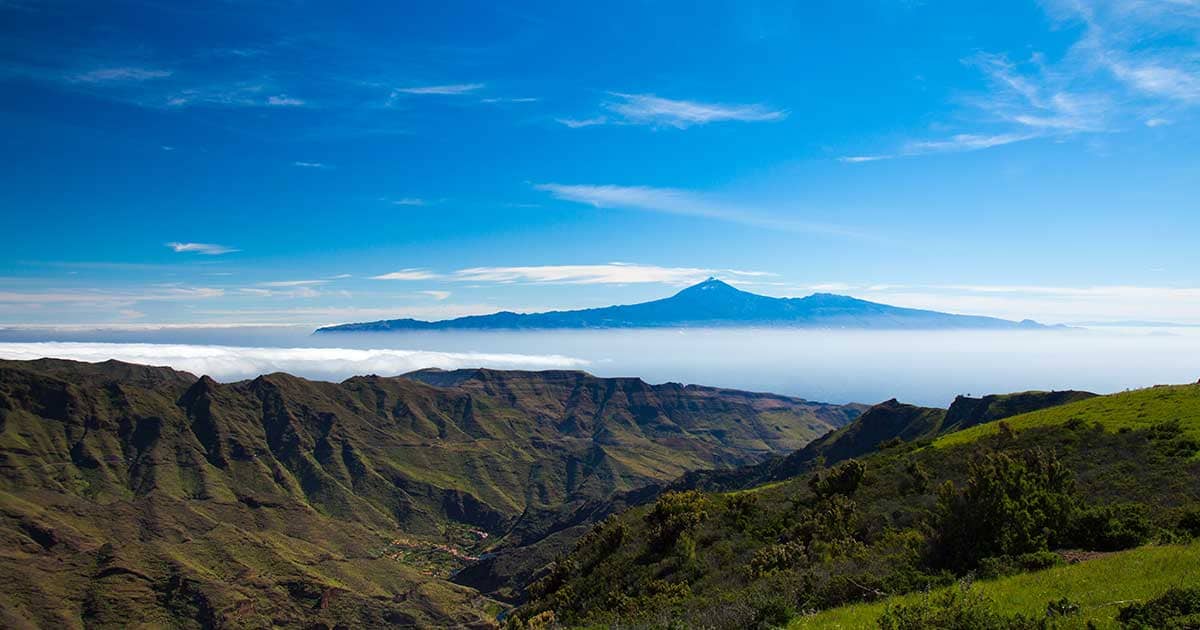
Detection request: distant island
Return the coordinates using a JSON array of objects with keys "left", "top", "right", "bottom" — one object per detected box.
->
[{"left": 315, "top": 278, "right": 1057, "bottom": 333}]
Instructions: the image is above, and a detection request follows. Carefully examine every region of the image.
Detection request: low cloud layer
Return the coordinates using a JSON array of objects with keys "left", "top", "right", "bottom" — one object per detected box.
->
[{"left": 0, "top": 342, "right": 589, "bottom": 383}]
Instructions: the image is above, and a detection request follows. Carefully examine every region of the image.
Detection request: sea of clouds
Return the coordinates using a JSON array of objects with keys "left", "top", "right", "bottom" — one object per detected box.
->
[
  {"left": 1, "top": 327, "right": 1197, "bottom": 405},
  {"left": 0, "top": 341, "right": 588, "bottom": 383}
]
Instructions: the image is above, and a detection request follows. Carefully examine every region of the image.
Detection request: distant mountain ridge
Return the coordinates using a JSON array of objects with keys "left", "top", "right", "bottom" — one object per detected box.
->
[{"left": 315, "top": 278, "right": 1055, "bottom": 332}]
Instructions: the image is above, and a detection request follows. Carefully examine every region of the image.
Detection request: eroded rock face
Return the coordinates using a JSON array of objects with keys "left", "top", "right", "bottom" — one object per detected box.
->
[{"left": 0, "top": 358, "right": 858, "bottom": 627}]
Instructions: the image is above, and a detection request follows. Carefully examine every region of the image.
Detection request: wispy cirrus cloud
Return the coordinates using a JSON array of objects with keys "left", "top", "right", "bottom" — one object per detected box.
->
[
  {"left": 267, "top": 94, "right": 305, "bottom": 106},
  {"left": 534, "top": 183, "right": 868, "bottom": 238},
  {"left": 370, "top": 268, "right": 441, "bottom": 281},
  {"left": 451, "top": 263, "right": 773, "bottom": 286},
  {"left": 481, "top": 97, "right": 538, "bottom": 104},
  {"left": 842, "top": 0, "right": 1200, "bottom": 162},
  {"left": 293, "top": 161, "right": 329, "bottom": 168},
  {"left": 367, "top": 262, "right": 774, "bottom": 286},
  {"left": 392, "top": 198, "right": 426, "bottom": 206},
  {"left": 604, "top": 92, "right": 787, "bottom": 128},
  {"left": 556, "top": 116, "right": 608, "bottom": 128},
  {"left": 562, "top": 93, "right": 786, "bottom": 129},
  {"left": 394, "top": 83, "right": 484, "bottom": 95},
  {"left": 68, "top": 66, "right": 172, "bottom": 83},
  {"left": 259, "top": 280, "right": 328, "bottom": 287},
  {"left": 166, "top": 242, "right": 238, "bottom": 255}
]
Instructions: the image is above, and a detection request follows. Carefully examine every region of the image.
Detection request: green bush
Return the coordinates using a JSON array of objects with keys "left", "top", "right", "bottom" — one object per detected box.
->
[
  {"left": 747, "top": 540, "right": 806, "bottom": 578},
  {"left": 525, "top": 558, "right": 578, "bottom": 600},
  {"left": 1117, "top": 586, "right": 1200, "bottom": 629},
  {"left": 976, "top": 551, "right": 1063, "bottom": 580},
  {"left": 929, "top": 449, "right": 1076, "bottom": 571},
  {"left": 751, "top": 595, "right": 796, "bottom": 629},
  {"left": 809, "top": 459, "right": 867, "bottom": 499},
  {"left": 1069, "top": 503, "right": 1155, "bottom": 551},
  {"left": 905, "top": 459, "right": 931, "bottom": 494},
  {"left": 644, "top": 490, "right": 710, "bottom": 552},
  {"left": 724, "top": 493, "right": 759, "bottom": 529},
  {"left": 1177, "top": 508, "right": 1200, "bottom": 539},
  {"left": 876, "top": 584, "right": 1044, "bottom": 630}
]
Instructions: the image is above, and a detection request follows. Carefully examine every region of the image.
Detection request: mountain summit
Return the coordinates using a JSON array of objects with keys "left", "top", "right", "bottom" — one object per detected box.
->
[{"left": 315, "top": 278, "right": 1052, "bottom": 333}]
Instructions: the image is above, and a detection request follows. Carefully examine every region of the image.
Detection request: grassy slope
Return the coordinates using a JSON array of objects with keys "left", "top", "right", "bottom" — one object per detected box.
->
[
  {"left": 793, "top": 542, "right": 1200, "bottom": 629},
  {"left": 936, "top": 383, "right": 1200, "bottom": 450},
  {"left": 510, "top": 382, "right": 1200, "bottom": 628}
]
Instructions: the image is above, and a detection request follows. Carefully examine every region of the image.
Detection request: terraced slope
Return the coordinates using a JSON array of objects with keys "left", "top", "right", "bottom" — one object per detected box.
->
[{"left": 0, "top": 359, "right": 858, "bottom": 627}]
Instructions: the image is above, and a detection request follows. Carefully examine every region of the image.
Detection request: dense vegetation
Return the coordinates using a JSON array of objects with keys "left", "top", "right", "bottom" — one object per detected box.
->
[{"left": 510, "top": 384, "right": 1200, "bottom": 629}]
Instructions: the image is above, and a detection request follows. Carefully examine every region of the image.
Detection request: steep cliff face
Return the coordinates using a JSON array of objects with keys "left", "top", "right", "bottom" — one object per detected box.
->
[{"left": 0, "top": 359, "right": 858, "bottom": 627}]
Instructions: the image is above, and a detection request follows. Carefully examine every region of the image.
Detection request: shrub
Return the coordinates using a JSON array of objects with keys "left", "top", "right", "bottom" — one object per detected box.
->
[
  {"left": 929, "top": 449, "right": 1076, "bottom": 571},
  {"left": 1069, "top": 503, "right": 1155, "bottom": 551},
  {"left": 574, "top": 514, "right": 627, "bottom": 567},
  {"left": 1117, "top": 586, "right": 1200, "bottom": 629},
  {"left": 724, "top": 493, "right": 759, "bottom": 529},
  {"left": 876, "top": 584, "right": 1043, "bottom": 630},
  {"left": 976, "top": 551, "right": 1063, "bottom": 580},
  {"left": 809, "top": 459, "right": 866, "bottom": 499},
  {"left": 526, "top": 558, "right": 578, "bottom": 600},
  {"left": 1045, "top": 597, "right": 1080, "bottom": 618},
  {"left": 1177, "top": 508, "right": 1200, "bottom": 539},
  {"left": 905, "top": 459, "right": 931, "bottom": 494},
  {"left": 751, "top": 595, "right": 796, "bottom": 630},
  {"left": 747, "top": 540, "right": 806, "bottom": 578},
  {"left": 789, "top": 494, "right": 859, "bottom": 546},
  {"left": 645, "top": 490, "right": 710, "bottom": 552}
]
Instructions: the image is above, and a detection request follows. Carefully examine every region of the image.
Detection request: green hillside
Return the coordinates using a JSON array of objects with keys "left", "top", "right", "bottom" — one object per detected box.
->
[
  {"left": 0, "top": 359, "right": 858, "bottom": 627},
  {"left": 794, "top": 541, "right": 1200, "bottom": 628},
  {"left": 936, "top": 383, "right": 1200, "bottom": 451},
  {"left": 509, "top": 382, "right": 1200, "bottom": 629}
]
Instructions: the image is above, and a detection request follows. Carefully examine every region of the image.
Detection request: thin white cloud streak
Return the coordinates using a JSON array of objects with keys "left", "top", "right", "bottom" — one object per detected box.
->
[
  {"left": 392, "top": 198, "right": 426, "bottom": 206},
  {"left": 481, "top": 97, "right": 538, "bottom": 103},
  {"left": 371, "top": 269, "right": 441, "bottom": 281},
  {"left": 394, "top": 83, "right": 484, "bottom": 95},
  {"left": 369, "top": 263, "right": 773, "bottom": 286},
  {"left": 259, "top": 280, "right": 328, "bottom": 287},
  {"left": 602, "top": 92, "right": 787, "bottom": 128},
  {"left": 293, "top": 161, "right": 328, "bottom": 168},
  {"left": 534, "top": 183, "right": 869, "bottom": 239},
  {"left": 69, "top": 67, "right": 172, "bottom": 83},
  {"left": 451, "top": 263, "right": 773, "bottom": 286},
  {"left": 267, "top": 94, "right": 305, "bottom": 106},
  {"left": 0, "top": 288, "right": 225, "bottom": 304},
  {"left": 0, "top": 342, "right": 589, "bottom": 383},
  {"left": 556, "top": 116, "right": 608, "bottom": 128},
  {"left": 420, "top": 290, "right": 452, "bottom": 300},
  {"left": 166, "top": 242, "right": 238, "bottom": 255}
]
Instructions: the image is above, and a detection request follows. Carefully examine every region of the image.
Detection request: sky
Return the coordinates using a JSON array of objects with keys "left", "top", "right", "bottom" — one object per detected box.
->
[{"left": 1, "top": 0, "right": 1198, "bottom": 328}]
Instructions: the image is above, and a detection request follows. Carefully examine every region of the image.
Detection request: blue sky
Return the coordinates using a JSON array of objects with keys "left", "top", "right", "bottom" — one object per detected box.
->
[{"left": 1, "top": 0, "right": 1198, "bottom": 327}]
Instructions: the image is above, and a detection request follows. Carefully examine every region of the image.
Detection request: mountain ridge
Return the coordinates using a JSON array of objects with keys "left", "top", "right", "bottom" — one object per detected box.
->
[
  {"left": 314, "top": 278, "right": 1057, "bottom": 333},
  {"left": 0, "top": 357, "right": 861, "bottom": 627}
]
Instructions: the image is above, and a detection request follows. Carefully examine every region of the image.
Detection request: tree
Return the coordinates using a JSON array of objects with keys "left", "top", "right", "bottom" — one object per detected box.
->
[{"left": 929, "top": 449, "right": 1076, "bottom": 571}]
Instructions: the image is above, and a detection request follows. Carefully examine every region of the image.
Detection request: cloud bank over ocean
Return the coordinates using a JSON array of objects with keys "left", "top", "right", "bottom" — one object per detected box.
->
[{"left": 0, "top": 342, "right": 588, "bottom": 383}]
